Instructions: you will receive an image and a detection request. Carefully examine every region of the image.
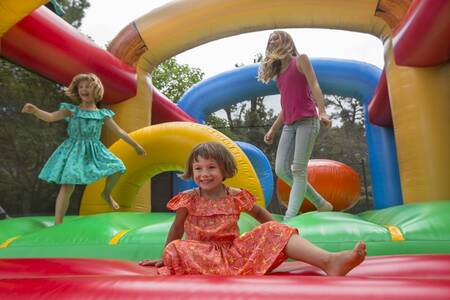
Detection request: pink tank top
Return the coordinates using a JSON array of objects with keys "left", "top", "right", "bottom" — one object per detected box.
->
[{"left": 276, "top": 56, "right": 318, "bottom": 124}]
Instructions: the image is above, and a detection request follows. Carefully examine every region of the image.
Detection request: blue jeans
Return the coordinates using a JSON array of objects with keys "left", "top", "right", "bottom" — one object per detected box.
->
[{"left": 275, "top": 117, "right": 326, "bottom": 220}]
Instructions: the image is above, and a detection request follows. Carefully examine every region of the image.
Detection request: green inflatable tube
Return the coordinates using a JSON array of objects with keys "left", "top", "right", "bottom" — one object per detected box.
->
[{"left": 0, "top": 201, "right": 449, "bottom": 261}]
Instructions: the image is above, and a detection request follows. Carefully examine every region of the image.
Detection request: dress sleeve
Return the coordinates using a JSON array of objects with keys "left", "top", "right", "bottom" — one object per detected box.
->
[
  {"left": 59, "top": 102, "right": 76, "bottom": 121},
  {"left": 166, "top": 191, "right": 193, "bottom": 211},
  {"left": 234, "top": 189, "right": 256, "bottom": 212},
  {"left": 100, "top": 109, "right": 115, "bottom": 119}
]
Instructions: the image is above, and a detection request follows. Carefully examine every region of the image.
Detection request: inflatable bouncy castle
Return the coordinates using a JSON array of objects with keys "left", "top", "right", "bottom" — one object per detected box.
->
[{"left": 0, "top": 0, "right": 449, "bottom": 299}]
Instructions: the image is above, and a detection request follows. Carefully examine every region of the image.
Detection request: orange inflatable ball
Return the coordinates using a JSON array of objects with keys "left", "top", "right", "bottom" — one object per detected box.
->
[{"left": 276, "top": 159, "right": 361, "bottom": 213}]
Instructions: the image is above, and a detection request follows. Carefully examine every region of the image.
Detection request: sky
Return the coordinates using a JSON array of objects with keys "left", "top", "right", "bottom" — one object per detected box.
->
[{"left": 80, "top": 0, "right": 385, "bottom": 79}]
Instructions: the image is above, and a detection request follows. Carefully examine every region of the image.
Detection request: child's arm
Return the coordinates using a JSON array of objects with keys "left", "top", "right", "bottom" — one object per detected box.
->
[
  {"left": 164, "top": 208, "right": 187, "bottom": 245},
  {"left": 138, "top": 208, "right": 187, "bottom": 267},
  {"left": 296, "top": 54, "right": 332, "bottom": 128},
  {"left": 247, "top": 204, "right": 276, "bottom": 224},
  {"left": 21, "top": 103, "right": 71, "bottom": 122},
  {"left": 103, "top": 118, "right": 146, "bottom": 156},
  {"left": 264, "top": 113, "right": 283, "bottom": 144}
]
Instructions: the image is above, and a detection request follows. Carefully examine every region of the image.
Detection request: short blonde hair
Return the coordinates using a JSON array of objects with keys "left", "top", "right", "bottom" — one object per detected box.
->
[
  {"left": 181, "top": 142, "right": 237, "bottom": 181},
  {"left": 258, "top": 31, "right": 298, "bottom": 83},
  {"left": 64, "top": 73, "right": 104, "bottom": 103}
]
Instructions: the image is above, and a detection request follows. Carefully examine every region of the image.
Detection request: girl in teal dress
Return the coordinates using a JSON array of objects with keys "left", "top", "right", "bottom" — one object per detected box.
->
[{"left": 22, "top": 73, "right": 146, "bottom": 224}]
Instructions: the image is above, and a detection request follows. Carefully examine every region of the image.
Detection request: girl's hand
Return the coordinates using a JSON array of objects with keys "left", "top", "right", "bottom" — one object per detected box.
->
[
  {"left": 264, "top": 129, "right": 275, "bottom": 145},
  {"left": 135, "top": 145, "right": 146, "bottom": 156},
  {"left": 319, "top": 112, "right": 332, "bottom": 128},
  {"left": 21, "top": 103, "right": 38, "bottom": 114},
  {"left": 138, "top": 258, "right": 164, "bottom": 267}
]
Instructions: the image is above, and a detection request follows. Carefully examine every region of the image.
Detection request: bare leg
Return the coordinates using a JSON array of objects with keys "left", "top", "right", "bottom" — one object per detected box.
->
[
  {"left": 284, "top": 235, "right": 366, "bottom": 276},
  {"left": 55, "top": 184, "right": 75, "bottom": 225},
  {"left": 101, "top": 172, "right": 121, "bottom": 210}
]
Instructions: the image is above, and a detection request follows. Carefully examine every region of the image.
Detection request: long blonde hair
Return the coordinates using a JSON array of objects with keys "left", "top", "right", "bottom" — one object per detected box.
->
[
  {"left": 64, "top": 73, "right": 104, "bottom": 103},
  {"left": 258, "top": 31, "right": 298, "bottom": 83}
]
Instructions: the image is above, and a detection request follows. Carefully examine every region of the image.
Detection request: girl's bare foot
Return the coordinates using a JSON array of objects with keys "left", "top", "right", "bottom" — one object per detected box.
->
[
  {"left": 317, "top": 201, "right": 333, "bottom": 212},
  {"left": 324, "top": 241, "right": 366, "bottom": 276},
  {"left": 101, "top": 192, "right": 120, "bottom": 210}
]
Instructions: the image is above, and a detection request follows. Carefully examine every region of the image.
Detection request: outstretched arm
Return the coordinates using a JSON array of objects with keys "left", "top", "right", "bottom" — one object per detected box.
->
[
  {"left": 21, "top": 103, "right": 71, "bottom": 122},
  {"left": 297, "top": 54, "right": 331, "bottom": 128},
  {"left": 247, "top": 204, "right": 276, "bottom": 224},
  {"left": 103, "top": 118, "right": 146, "bottom": 155},
  {"left": 139, "top": 207, "right": 187, "bottom": 267}
]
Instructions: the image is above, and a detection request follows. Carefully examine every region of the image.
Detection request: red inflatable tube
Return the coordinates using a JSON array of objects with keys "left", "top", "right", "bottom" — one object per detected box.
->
[
  {"left": 368, "top": 70, "right": 393, "bottom": 127},
  {"left": 1, "top": 255, "right": 449, "bottom": 299},
  {"left": 393, "top": 0, "right": 450, "bottom": 67},
  {"left": 1, "top": 275, "right": 449, "bottom": 300},
  {"left": 0, "top": 7, "right": 137, "bottom": 103},
  {"left": 0, "top": 6, "right": 194, "bottom": 124},
  {"left": 152, "top": 87, "right": 195, "bottom": 124},
  {"left": 273, "top": 254, "right": 450, "bottom": 278},
  {"left": 1, "top": 255, "right": 449, "bottom": 279}
]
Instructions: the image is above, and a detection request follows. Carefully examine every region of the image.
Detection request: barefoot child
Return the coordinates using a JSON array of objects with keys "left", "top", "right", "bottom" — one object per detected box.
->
[
  {"left": 139, "top": 142, "right": 365, "bottom": 276},
  {"left": 22, "top": 73, "right": 146, "bottom": 224}
]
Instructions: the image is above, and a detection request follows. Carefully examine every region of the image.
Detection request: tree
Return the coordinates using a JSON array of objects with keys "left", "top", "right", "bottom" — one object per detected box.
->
[
  {"left": 47, "top": 0, "right": 90, "bottom": 28},
  {"left": 325, "top": 95, "right": 364, "bottom": 127},
  {"left": 152, "top": 58, "right": 204, "bottom": 102}
]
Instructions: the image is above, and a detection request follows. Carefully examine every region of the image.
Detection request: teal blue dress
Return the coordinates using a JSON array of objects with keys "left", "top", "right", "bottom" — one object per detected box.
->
[{"left": 38, "top": 102, "right": 126, "bottom": 184}]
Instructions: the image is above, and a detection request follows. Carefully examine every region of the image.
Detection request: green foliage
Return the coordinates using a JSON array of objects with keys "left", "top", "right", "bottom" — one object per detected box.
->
[
  {"left": 205, "top": 115, "right": 238, "bottom": 140},
  {"left": 57, "top": 0, "right": 90, "bottom": 28},
  {"left": 151, "top": 58, "right": 204, "bottom": 102},
  {"left": 325, "top": 95, "right": 365, "bottom": 127},
  {"left": 206, "top": 95, "right": 279, "bottom": 165}
]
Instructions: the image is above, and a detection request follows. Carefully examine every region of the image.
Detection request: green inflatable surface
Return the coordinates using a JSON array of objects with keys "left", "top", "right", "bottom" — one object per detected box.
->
[{"left": 0, "top": 201, "right": 449, "bottom": 261}]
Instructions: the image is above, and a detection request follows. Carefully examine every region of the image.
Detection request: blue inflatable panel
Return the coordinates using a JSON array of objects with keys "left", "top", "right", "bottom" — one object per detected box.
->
[
  {"left": 177, "top": 59, "right": 402, "bottom": 208},
  {"left": 235, "top": 141, "right": 273, "bottom": 206}
]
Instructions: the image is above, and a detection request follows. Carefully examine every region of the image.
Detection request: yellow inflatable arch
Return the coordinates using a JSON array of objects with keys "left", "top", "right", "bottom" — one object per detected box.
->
[
  {"left": 107, "top": 0, "right": 448, "bottom": 206},
  {"left": 6, "top": 1, "right": 447, "bottom": 211},
  {"left": 80, "top": 123, "right": 264, "bottom": 215}
]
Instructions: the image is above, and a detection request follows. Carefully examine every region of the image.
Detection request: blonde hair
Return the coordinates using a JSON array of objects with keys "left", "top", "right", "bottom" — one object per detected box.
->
[
  {"left": 64, "top": 73, "right": 104, "bottom": 103},
  {"left": 258, "top": 31, "right": 298, "bottom": 83},
  {"left": 181, "top": 142, "right": 237, "bottom": 181}
]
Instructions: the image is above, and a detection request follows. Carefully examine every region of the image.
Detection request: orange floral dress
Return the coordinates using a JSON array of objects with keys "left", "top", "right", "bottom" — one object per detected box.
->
[{"left": 158, "top": 188, "right": 298, "bottom": 275}]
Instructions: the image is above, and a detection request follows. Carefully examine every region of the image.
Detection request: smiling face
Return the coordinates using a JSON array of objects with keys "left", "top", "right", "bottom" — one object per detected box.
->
[
  {"left": 77, "top": 80, "right": 95, "bottom": 103},
  {"left": 192, "top": 156, "right": 224, "bottom": 193},
  {"left": 267, "top": 32, "right": 282, "bottom": 52}
]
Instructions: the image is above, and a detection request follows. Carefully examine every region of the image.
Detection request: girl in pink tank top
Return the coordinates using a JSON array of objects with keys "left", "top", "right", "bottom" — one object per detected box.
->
[
  {"left": 258, "top": 30, "right": 333, "bottom": 220},
  {"left": 276, "top": 56, "right": 318, "bottom": 124}
]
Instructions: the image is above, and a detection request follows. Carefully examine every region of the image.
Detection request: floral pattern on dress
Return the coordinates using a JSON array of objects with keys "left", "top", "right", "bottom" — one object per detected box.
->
[
  {"left": 158, "top": 188, "right": 298, "bottom": 275},
  {"left": 38, "top": 102, "right": 125, "bottom": 184}
]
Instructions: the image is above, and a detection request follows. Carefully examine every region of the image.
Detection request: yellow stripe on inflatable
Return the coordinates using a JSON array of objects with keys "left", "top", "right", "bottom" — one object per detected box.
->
[
  {"left": 0, "top": 0, "right": 48, "bottom": 37},
  {"left": 80, "top": 122, "right": 264, "bottom": 215},
  {"left": 0, "top": 236, "right": 20, "bottom": 249},
  {"left": 385, "top": 224, "right": 404, "bottom": 241},
  {"left": 109, "top": 230, "right": 131, "bottom": 245}
]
